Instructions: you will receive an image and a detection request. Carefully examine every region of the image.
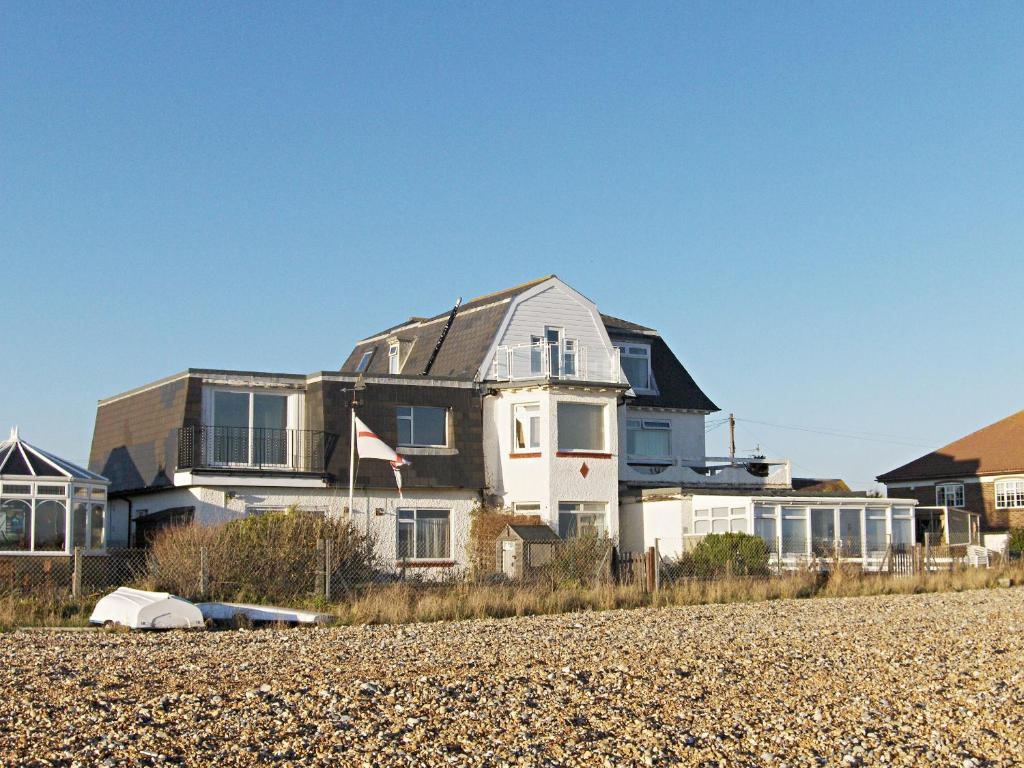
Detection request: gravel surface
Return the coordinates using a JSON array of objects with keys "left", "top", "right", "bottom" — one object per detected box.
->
[{"left": 2, "top": 588, "right": 1023, "bottom": 767}]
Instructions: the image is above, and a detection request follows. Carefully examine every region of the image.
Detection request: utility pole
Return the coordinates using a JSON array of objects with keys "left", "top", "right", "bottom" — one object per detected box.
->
[{"left": 729, "top": 413, "right": 736, "bottom": 462}]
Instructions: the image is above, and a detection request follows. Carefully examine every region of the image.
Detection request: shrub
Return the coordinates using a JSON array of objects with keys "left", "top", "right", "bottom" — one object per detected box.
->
[
  {"left": 146, "top": 510, "right": 379, "bottom": 602},
  {"left": 1008, "top": 528, "right": 1024, "bottom": 555},
  {"left": 688, "top": 533, "right": 771, "bottom": 579}
]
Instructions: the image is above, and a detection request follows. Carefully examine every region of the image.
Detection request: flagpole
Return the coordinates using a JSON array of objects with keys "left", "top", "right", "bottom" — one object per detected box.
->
[{"left": 348, "top": 405, "right": 356, "bottom": 516}]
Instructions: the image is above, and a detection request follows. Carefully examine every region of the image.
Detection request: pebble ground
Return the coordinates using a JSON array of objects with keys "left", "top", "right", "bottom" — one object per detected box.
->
[{"left": 1, "top": 588, "right": 1023, "bottom": 767}]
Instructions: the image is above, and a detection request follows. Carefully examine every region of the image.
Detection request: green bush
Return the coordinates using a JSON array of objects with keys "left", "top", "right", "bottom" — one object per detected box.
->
[
  {"left": 147, "top": 510, "right": 380, "bottom": 602},
  {"left": 1008, "top": 528, "right": 1024, "bottom": 554},
  {"left": 688, "top": 533, "right": 771, "bottom": 579}
]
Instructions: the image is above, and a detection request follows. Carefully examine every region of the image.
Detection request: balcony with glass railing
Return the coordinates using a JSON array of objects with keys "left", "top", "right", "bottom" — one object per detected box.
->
[
  {"left": 490, "top": 341, "right": 624, "bottom": 384},
  {"left": 177, "top": 425, "right": 330, "bottom": 474}
]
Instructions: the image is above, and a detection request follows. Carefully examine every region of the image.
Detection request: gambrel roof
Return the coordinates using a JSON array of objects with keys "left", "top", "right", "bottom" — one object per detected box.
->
[{"left": 339, "top": 276, "right": 718, "bottom": 412}]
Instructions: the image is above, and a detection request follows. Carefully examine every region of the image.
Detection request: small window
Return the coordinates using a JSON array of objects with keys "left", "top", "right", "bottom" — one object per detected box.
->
[
  {"left": 626, "top": 419, "right": 671, "bottom": 461},
  {"left": 994, "top": 479, "right": 1024, "bottom": 509},
  {"left": 513, "top": 502, "right": 541, "bottom": 515},
  {"left": 397, "top": 508, "right": 451, "bottom": 560},
  {"left": 557, "top": 502, "right": 607, "bottom": 539},
  {"left": 2, "top": 484, "right": 30, "bottom": 495},
  {"left": 36, "top": 485, "right": 66, "bottom": 496},
  {"left": 396, "top": 406, "right": 448, "bottom": 447},
  {"left": 355, "top": 350, "right": 374, "bottom": 373},
  {"left": 513, "top": 403, "right": 541, "bottom": 451},
  {"left": 935, "top": 483, "right": 964, "bottom": 508},
  {"left": 388, "top": 343, "right": 401, "bottom": 374},
  {"left": 557, "top": 403, "right": 605, "bottom": 452},
  {"left": 615, "top": 344, "right": 654, "bottom": 392}
]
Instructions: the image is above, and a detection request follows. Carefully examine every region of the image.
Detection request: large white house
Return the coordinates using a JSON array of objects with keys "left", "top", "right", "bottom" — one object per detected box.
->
[{"left": 83, "top": 275, "right": 922, "bottom": 570}]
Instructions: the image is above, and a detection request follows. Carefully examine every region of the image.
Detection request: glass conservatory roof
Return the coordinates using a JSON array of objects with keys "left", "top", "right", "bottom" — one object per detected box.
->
[{"left": 0, "top": 427, "right": 108, "bottom": 483}]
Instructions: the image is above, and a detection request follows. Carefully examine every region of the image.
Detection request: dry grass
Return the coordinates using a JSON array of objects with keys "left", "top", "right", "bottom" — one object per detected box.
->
[{"left": 3, "top": 562, "right": 1022, "bottom": 630}]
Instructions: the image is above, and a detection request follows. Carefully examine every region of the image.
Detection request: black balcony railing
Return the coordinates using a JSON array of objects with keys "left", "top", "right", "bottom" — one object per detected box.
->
[{"left": 177, "top": 425, "right": 331, "bottom": 474}]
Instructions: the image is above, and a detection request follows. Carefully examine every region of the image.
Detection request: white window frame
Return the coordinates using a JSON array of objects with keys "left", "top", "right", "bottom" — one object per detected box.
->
[
  {"left": 396, "top": 406, "right": 449, "bottom": 448},
  {"left": 935, "top": 483, "right": 965, "bottom": 508},
  {"left": 355, "top": 350, "right": 374, "bottom": 373},
  {"left": 693, "top": 506, "right": 747, "bottom": 536},
  {"left": 556, "top": 402, "right": 606, "bottom": 453},
  {"left": 626, "top": 418, "right": 672, "bottom": 462},
  {"left": 512, "top": 502, "right": 541, "bottom": 515},
  {"left": 512, "top": 403, "right": 542, "bottom": 452},
  {"left": 388, "top": 343, "right": 401, "bottom": 374},
  {"left": 557, "top": 502, "right": 608, "bottom": 539},
  {"left": 995, "top": 478, "right": 1024, "bottom": 509},
  {"left": 614, "top": 343, "right": 656, "bottom": 393},
  {"left": 396, "top": 508, "right": 451, "bottom": 561},
  {"left": 206, "top": 388, "right": 299, "bottom": 468}
]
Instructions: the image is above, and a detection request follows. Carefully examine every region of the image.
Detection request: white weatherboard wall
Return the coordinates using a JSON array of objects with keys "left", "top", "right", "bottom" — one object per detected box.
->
[
  {"left": 484, "top": 386, "right": 621, "bottom": 539},
  {"left": 619, "top": 406, "right": 706, "bottom": 469}
]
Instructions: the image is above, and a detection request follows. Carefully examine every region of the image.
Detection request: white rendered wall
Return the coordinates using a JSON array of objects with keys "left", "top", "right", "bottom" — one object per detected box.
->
[{"left": 484, "top": 387, "right": 620, "bottom": 539}]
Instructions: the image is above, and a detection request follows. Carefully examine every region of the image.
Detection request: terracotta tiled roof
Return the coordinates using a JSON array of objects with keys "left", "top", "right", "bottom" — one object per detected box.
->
[{"left": 877, "top": 410, "right": 1024, "bottom": 482}]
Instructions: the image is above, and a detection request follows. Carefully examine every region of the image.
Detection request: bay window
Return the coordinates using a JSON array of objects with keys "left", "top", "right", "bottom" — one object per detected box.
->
[
  {"left": 396, "top": 406, "right": 448, "bottom": 447},
  {"left": 626, "top": 419, "right": 671, "bottom": 462},
  {"left": 557, "top": 403, "right": 605, "bottom": 452},
  {"left": 397, "top": 509, "right": 450, "bottom": 560}
]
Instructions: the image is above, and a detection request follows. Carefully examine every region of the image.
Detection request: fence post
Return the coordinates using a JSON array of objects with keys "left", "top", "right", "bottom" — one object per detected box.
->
[
  {"left": 72, "top": 546, "right": 83, "bottom": 598},
  {"left": 316, "top": 539, "right": 326, "bottom": 598},
  {"left": 653, "top": 539, "right": 661, "bottom": 592},
  {"left": 645, "top": 546, "right": 655, "bottom": 593},
  {"left": 924, "top": 531, "right": 931, "bottom": 573},
  {"left": 199, "top": 546, "right": 209, "bottom": 598},
  {"left": 324, "top": 538, "right": 333, "bottom": 603}
]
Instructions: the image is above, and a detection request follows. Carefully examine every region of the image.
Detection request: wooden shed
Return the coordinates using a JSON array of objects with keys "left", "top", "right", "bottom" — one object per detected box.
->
[{"left": 494, "top": 523, "right": 561, "bottom": 579}]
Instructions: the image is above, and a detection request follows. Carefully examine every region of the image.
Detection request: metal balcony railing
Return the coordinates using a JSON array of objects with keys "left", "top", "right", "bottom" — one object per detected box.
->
[
  {"left": 177, "top": 425, "right": 330, "bottom": 473},
  {"left": 491, "top": 341, "right": 624, "bottom": 384}
]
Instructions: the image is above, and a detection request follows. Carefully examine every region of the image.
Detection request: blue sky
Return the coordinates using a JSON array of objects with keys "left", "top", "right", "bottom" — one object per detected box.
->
[{"left": 2, "top": 2, "right": 1022, "bottom": 488}]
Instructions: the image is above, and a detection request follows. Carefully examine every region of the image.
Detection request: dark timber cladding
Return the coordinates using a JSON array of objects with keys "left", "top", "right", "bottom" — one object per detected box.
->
[
  {"left": 310, "top": 379, "right": 485, "bottom": 490},
  {"left": 88, "top": 374, "right": 203, "bottom": 494}
]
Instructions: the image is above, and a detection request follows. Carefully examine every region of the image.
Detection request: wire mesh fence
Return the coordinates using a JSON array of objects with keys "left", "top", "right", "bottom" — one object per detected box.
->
[{"left": 0, "top": 525, "right": 1008, "bottom": 617}]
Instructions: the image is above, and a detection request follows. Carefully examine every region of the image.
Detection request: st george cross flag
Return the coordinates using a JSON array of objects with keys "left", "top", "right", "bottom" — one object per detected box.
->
[{"left": 354, "top": 415, "right": 411, "bottom": 497}]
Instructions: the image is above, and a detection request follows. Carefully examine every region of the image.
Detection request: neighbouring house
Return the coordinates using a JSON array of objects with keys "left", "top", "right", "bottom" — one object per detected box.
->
[
  {"left": 0, "top": 427, "right": 111, "bottom": 555},
  {"left": 87, "top": 275, "right": 925, "bottom": 573},
  {"left": 878, "top": 410, "right": 1024, "bottom": 532}
]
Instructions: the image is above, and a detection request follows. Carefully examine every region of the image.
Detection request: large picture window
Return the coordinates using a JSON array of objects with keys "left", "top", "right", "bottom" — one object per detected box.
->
[
  {"left": 557, "top": 502, "right": 607, "bottom": 538},
  {"left": 615, "top": 344, "right": 654, "bottom": 392},
  {"left": 212, "top": 390, "right": 290, "bottom": 466},
  {"left": 513, "top": 403, "right": 541, "bottom": 451},
  {"left": 397, "top": 509, "right": 450, "bottom": 560},
  {"left": 557, "top": 403, "right": 605, "bottom": 452},
  {"left": 995, "top": 479, "right": 1024, "bottom": 509},
  {"left": 626, "top": 419, "right": 671, "bottom": 461},
  {"left": 396, "top": 406, "right": 447, "bottom": 447},
  {"left": 935, "top": 483, "right": 965, "bottom": 508}
]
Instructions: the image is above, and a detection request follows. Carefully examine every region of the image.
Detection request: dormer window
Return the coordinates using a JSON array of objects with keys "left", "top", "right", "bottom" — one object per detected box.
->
[
  {"left": 388, "top": 343, "right": 401, "bottom": 374},
  {"left": 616, "top": 343, "right": 654, "bottom": 392},
  {"left": 355, "top": 350, "right": 374, "bottom": 373}
]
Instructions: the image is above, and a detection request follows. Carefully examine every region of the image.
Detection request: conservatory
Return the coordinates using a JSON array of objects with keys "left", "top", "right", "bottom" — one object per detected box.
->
[{"left": 0, "top": 428, "right": 110, "bottom": 554}]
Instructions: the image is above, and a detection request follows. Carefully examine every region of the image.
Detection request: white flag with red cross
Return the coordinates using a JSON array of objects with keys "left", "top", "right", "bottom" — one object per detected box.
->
[{"left": 354, "top": 415, "right": 411, "bottom": 497}]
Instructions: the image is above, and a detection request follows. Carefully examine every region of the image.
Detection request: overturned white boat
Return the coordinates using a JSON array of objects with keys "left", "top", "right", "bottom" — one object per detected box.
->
[
  {"left": 90, "top": 587, "right": 205, "bottom": 630},
  {"left": 196, "top": 601, "right": 330, "bottom": 625}
]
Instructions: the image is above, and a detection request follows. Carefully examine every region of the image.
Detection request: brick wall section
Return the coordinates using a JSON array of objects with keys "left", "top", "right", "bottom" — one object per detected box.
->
[
  {"left": 88, "top": 376, "right": 202, "bottom": 494},
  {"left": 885, "top": 479, "right": 1024, "bottom": 531},
  {"left": 314, "top": 381, "right": 485, "bottom": 491}
]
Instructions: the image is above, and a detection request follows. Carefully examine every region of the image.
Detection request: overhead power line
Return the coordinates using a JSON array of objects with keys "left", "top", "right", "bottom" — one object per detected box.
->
[{"left": 735, "top": 418, "right": 937, "bottom": 449}]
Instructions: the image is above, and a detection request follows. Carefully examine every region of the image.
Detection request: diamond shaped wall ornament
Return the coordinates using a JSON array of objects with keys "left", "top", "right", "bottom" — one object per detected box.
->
[{"left": 580, "top": 462, "right": 589, "bottom": 478}]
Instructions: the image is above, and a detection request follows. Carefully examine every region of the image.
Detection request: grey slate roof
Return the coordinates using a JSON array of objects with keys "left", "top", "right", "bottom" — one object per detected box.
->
[
  {"left": 502, "top": 523, "right": 561, "bottom": 542},
  {"left": 340, "top": 276, "right": 719, "bottom": 413}
]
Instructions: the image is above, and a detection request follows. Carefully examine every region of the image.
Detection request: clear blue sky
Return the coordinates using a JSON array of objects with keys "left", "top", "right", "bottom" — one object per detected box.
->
[{"left": 2, "top": 3, "right": 1022, "bottom": 489}]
